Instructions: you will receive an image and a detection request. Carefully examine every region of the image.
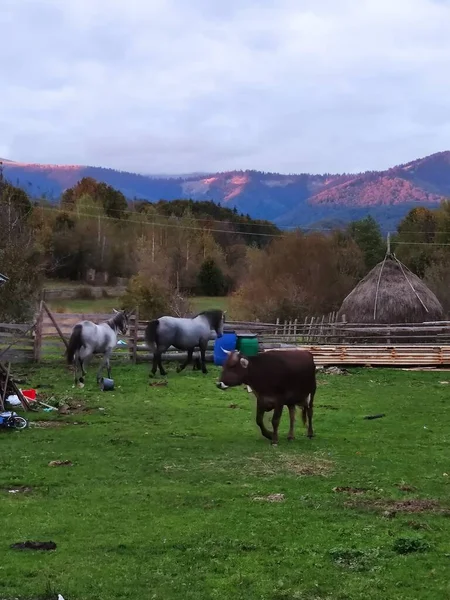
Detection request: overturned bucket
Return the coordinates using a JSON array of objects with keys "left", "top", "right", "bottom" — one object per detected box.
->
[{"left": 100, "top": 377, "right": 114, "bottom": 391}]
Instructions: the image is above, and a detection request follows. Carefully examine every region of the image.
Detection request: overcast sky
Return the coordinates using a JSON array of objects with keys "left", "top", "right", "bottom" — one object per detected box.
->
[{"left": 1, "top": 0, "right": 450, "bottom": 175}]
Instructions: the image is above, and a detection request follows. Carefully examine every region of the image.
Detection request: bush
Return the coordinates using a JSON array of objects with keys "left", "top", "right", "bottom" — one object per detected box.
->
[
  {"left": 121, "top": 275, "right": 192, "bottom": 320},
  {"left": 393, "top": 536, "right": 430, "bottom": 555},
  {"left": 197, "top": 258, "right": 226, "bottom": 296}
]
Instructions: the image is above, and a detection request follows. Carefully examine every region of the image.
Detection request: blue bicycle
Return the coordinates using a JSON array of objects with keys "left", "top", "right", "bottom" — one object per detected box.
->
[{"left": 0, "top": 411, "right": 28, "bottom": 430}]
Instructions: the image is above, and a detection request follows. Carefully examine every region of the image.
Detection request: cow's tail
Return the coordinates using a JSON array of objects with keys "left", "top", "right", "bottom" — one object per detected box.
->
[
  {"left": 301, "top": 393, "right": 312, "bottom": 427},
  {"left": 301, "top": 406, "right": 307, "bottom": 426},
  {"left": 145, "top": 319, "right": 159, "bottom": 351},
  {"left": 66, "top": 324, "right": 83, "bottom": 364}
]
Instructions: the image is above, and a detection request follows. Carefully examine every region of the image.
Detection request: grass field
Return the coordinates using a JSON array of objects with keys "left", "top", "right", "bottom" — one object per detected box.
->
[
  {"left": 47, "top": 294, "right": 229, "bottom": 316},
  {"left": 2, "top": 364, "right": 449, "bottom": 599}
]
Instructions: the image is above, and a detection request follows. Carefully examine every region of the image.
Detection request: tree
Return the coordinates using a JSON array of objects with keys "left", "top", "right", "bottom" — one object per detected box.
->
[
  {"left": 395, "top": 207, "right": 438, "bottom": 277},
  {"left": 347, "top": 215, "right": 385, "bottom": 270},
  {"left": 61, "top": 177, "right": 128, "bottom": 219},
  {"left": 198, "top": 258, "right": 226, "bottom": 296}
]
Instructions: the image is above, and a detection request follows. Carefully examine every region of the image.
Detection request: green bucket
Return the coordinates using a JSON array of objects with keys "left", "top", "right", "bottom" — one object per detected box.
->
[{"left": 236, "top": 333, "right": 259, "bottom": 356}]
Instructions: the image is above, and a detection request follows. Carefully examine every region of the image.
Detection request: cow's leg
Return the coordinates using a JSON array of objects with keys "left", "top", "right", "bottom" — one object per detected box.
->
[
  {"left": 271, "top": 405, "right": 284, "bottom": 446},
  {"left": 256, "top": 405, "right": 273, "bottom": 441},
  {"left": 177, "top": 348, "right": 193, "bottom": 373},
  {"left": 287, "top": 405, "right": 296, "bottom": 441},
  {"left": 307, "top": 391, "right": 315, "bottom": 439}
]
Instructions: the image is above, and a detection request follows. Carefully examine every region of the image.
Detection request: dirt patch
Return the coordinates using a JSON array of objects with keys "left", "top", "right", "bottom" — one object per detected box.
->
[
  {"left": 228, "top": 403, "right": 240, "bottom": 409},
  {"left": 149, "top": 381, "right": 168, "bottom": 387},
  {"left": 1, "top": 485, "right": 33, "bottom": 495},
  {"left": 346, "top": 498, "right": 448, "bottom": 515},
  {"left": 245, "top": 452, "right": 333, "bottom": 478},
  {"left": 333, "top": 486, "right": 367, "bottom": 495},
  {"left": 48, "top": 460, "right": 73, "bottom": 467},
  {"left": 31, "top": 420, "right": 86, "bottom": 428},
  {"left": 253, "top": 493, "right": 285, "bottom": 503},
  {"left": 318, "top": 404, "right": 339, "bottom": 410},
  {"left": 10, "top": 540, "right": 56, "bottom": 551}
]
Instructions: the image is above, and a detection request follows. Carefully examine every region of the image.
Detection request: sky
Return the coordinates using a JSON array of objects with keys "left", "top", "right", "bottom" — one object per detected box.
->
[{"left": 1, "top": 0, "right": 450, "bottom": 175}]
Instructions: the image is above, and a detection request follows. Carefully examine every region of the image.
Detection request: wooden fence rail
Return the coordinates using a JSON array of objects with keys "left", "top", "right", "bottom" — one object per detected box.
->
[{"left": 4, "top": 308, "right": 450, "bottom": 366}]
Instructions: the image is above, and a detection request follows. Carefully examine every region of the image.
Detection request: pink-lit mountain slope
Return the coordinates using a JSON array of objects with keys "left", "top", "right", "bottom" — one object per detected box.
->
[{"left": 2, "top": 152, "right": 450, "bottom": 229}]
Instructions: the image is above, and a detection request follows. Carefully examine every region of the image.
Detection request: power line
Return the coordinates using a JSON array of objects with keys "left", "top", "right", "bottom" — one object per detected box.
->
[
  {"left": 31, "top": 205, "right": 450, "bottom": 242},
  {"left": 36, "top": 206, "right": 283, "bottom": 238}
]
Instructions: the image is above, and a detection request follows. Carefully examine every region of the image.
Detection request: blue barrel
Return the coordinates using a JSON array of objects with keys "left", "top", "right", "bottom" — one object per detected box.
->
[{"left": 214, "top": 331, "right": 237, "bottom": 365}]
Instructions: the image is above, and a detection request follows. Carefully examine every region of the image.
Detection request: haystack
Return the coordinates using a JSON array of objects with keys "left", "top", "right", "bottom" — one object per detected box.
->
[{"left": 338, "top": 257, "right": 444, "bottom": 324}]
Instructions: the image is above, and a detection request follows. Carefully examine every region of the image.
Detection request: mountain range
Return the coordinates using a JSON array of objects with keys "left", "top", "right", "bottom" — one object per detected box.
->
[{"left": 2, "top": 151, "right": 450, "bottom": 230}]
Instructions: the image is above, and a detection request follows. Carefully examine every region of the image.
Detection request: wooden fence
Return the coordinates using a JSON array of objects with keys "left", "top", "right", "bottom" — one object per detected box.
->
[{"left": 3, "top": 307, "right": 450, "bottom": 367}]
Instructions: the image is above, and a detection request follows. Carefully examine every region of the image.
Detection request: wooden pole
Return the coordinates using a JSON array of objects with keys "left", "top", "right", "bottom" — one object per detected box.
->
[
  {"left": 42, "top": 302, "right": 68, "bottom": 349},
  {"left": 0, "top": 361, "right": 10, "bottom": 410}
]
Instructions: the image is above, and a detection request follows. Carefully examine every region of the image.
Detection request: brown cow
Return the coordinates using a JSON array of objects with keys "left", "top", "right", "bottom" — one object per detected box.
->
[{"left": 217, "top": 349, "right": 316, "bottom": 445}]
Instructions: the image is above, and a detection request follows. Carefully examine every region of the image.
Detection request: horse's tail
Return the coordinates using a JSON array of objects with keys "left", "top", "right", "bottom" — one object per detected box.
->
[
  {"left": 66, "top": 324, "right": 83, "bottom": 364},
  {"left": 145, "top": 319, "right": 159, "bottom": 350}
]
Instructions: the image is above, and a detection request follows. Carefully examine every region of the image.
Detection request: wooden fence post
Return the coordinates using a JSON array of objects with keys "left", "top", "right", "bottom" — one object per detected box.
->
[
  {"left": 132, "top": 309, "right": 139, "bottom": 364},
  {"left": 34, "top": 301, "right": 44, "bottom": 362}
]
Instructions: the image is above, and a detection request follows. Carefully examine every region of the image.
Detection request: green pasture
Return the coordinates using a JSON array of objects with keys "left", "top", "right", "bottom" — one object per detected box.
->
[{"left": 1, "top": 364, "right": 449, "bottom": 599}]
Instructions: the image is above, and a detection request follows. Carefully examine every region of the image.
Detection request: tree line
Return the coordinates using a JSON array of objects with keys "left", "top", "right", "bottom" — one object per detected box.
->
[{"left": 1, "top": 163, "right": 449, "bottom": 322}]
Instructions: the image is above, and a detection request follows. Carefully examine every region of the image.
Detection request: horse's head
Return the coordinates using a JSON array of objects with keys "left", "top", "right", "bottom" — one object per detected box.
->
[
  {"left": 113, "top": 309, "right": 130, "bottom": 335},
  {"left": 199, "top": 309, "right": 226, "bottom": 338}
]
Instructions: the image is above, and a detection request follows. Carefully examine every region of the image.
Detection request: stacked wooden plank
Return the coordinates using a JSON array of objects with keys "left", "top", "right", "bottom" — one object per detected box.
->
[{"left": 267, "top": 344, "right": 450, "bottom": 366}]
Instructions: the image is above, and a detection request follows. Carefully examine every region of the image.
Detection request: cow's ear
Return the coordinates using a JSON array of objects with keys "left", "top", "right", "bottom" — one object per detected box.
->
[{"left": 240, "top": 357, "right": 249, "bottom": 369}]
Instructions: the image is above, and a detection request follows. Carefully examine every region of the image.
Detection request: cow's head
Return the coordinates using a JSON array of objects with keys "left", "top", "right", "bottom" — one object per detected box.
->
[{"left": 216, "top": 349, "right": 249, "bottom": 390}]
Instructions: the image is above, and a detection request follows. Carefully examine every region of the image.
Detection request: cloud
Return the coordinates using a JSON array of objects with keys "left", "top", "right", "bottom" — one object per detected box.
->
[{"left": 1, "top": 0, "right": 450, "bottom": 174}]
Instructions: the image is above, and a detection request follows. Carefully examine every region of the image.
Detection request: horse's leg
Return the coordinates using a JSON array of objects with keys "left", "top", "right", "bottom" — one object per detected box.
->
[
  {"left": 192, "top": 351, "right": 201, "bottom": 371},
  {"left": 77, "top": 347, "right": 91, "bottom": 388},
  {"left": 199, "top": 342, "right": 208, "bottom": 374},
  {"left": 177, "top": 348, "right": 193, "bottom": 373},
  {"left": 73, "top": 350, "right": 78, "bottom": 387},
  {"left": 157, "top": 351, "right": 167, "bottom": 376},
  {"left": 96, "top": 347, "right": 113, "bottom": 383},
  {"left": 150, "top": 348, "right": 158, "bottom": 377}
]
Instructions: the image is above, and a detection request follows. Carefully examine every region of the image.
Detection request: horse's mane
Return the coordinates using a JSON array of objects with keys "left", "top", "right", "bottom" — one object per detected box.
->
[
  {"left": 107, "top": 310, "right": 127, "bottom": 330},
  {"left": 196, "top": 309, "right": 224, "bottom": 331}
]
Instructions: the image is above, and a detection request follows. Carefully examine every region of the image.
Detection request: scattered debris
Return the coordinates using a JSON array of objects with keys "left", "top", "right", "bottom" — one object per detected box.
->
[
  {"left": 2, "top": 485, "right": 33, "bottom": 495},
  {"left": 48, "top": 460, "right": 73, "bottom": 467},
  {"left": 10, "top": 540, "right": 56, "bottom": 551},
  {"left": 396, "top": 483, "right": 417, "bottom": 492},
  {"left": 407, "top": 520, "right": 431, "bottom": 531},
  {"left": 316, "top": 366, "right": 348, "bottom": 375},
  {"left": 333, "top": 486, "right": 367, "bottom": 495},
  {"left": 439, "top": 381, "right": 449, "bottom": 385},
  {"left": 253, "top": 493, "right": 285, "bottom": 503},
  {"left": 364, "top": 414, "right": 385, "bottom": 420}
]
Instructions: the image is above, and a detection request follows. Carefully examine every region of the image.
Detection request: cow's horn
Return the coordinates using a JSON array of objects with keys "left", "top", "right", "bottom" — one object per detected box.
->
[{"left": 221, "top": 347, "right": 232, "bottom": 355}]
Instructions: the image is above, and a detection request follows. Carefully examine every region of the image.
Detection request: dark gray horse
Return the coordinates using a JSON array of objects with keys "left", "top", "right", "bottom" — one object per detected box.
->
[
  {"left": 66, "top": 309, "right": 129, "bottom": 387},
  {"left": 145, "top": 309, "right": 225, "bottom": 377}
]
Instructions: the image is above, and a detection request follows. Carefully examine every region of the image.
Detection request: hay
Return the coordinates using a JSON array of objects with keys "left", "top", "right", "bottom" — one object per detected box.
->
[{"left": 338, "top": 258, "right": 444, "bottom": 324}]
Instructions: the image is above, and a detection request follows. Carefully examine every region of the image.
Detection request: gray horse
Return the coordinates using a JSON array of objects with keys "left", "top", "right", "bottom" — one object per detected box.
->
[
  {"left": 145, "top": 309, "right": 225, "bottom": 377},
  {"left": 66, "top": 309, "right": 129, "bottom": 387}
]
